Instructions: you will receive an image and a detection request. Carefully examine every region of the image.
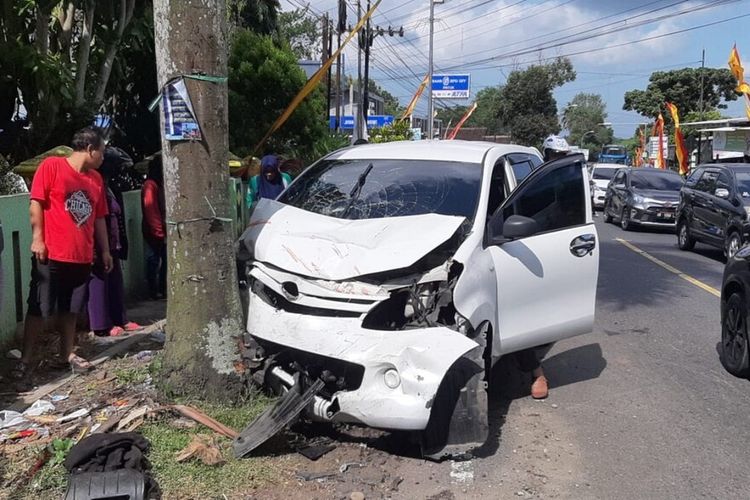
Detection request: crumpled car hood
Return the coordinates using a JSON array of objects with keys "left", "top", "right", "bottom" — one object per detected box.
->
[{"left": 242, "top": 198, "right": 466, "bottom": 281}]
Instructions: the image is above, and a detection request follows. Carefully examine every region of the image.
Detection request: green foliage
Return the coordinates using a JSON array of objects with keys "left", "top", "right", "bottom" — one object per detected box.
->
[
  {"left": 370, "top": 120, "right": 414, "bottom": 143},
  {"left": 278, "top": 6, "right": 320, "bottom": 60},
  {"left": 49, "top": 438, "right": 74, "bottom": 467},
  {"left": 562, "top": 93, "right": 614, "bottom": 150},
  {"left": 499, "top": 58, "right": 576, "bottom": 146},
  {"left": 312, "top": 132, "right": 350, "bottom": 159},
  {"left": 228, "top": 30, "right": 327, "bottom": 159},
  {"left": 623, "top": 68, "right": 739, "bottom": 119},
  {"left": 229, "top": 0, "right": 281, "bottom": 35}
]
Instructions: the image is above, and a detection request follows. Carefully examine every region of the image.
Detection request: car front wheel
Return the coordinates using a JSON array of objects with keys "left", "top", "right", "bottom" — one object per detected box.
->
[
  {"left": 726, "top": 232, "right": 742, "bottom": 260},
  {"left": 620, "top": 207, "right": 632, "bottom": 231},
  {"left": 721, "top": 292, "right": 750, "bottom": 378},
  {"left": 677, "top": 220, "right": 695, "bottom": 250},
  {"left": 604, "top": 201, "right": 613, "bottom": 223}
]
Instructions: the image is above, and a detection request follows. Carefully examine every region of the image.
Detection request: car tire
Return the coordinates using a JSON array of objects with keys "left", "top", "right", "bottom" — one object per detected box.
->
[
  {"left": 726, "top": 231, "right": 742, "bottom": 260},
  {"left": 677, "top": 219, "right": 695, "bottom": 251},
  {"left": 721, "top": 292, "right": 750, "bottom": 378},
  {"left": 620, "top": 207, "right": 632, "bottom": 231},
  {"left": 604, "top": 201, "right": 613, "bottom": 223}
]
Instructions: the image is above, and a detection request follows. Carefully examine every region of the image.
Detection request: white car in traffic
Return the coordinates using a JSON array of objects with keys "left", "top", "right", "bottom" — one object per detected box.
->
[
  {"left": 239, "top": 141, "right": 599, "bottom": 457},
  {"left": 590, "top": 163, "right": 622, "bottom": 209}
]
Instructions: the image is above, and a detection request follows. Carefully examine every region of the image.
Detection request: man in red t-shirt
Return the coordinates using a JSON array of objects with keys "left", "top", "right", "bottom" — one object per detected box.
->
[{"left": 13, "top": 127, "right": 112, "bottom": 378}]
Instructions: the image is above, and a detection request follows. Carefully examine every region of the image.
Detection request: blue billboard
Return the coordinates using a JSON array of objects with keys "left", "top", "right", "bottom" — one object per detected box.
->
[
  {"left": 329, "top": 115, "right": 394, "bottom": 130},
  {"left": 431, "top": 74, "right": 471, "bottom": 99}
]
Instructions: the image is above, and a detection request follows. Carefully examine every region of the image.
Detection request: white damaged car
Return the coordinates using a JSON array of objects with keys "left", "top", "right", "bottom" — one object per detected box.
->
[{"left": 236, "top": 141, "right": 599, "bottom": 457}]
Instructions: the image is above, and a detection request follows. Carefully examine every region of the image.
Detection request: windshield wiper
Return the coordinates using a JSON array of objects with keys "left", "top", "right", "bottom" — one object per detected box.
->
[{"left": 342, "top": 162, "right": 374, "bottom": 218}]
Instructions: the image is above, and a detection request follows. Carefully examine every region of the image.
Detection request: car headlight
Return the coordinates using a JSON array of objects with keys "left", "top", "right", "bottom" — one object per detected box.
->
[{"left": 632, "top": 194, "right": 645, "bottom": 205}]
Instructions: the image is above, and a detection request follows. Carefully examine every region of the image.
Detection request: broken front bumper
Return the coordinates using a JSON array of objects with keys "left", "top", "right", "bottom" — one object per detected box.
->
[{"left": 246, "top": 286, "right": 479, "bottom": 431}]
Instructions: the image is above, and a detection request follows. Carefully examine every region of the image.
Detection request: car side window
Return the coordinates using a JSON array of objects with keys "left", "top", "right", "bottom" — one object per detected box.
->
[
  {"left": 612, "top": 171, "right": 625, "bottom": 186},
  {"left": 685, "top": 168, "right": 703, "bottom": 187},
  {"left": 506, "top": 153, "right": 543, "bottom": 183},
  {"left": 695, "top": 171, "right": 718, "bottom": 193},
  {"left": 501, "top": 163, "right": 586, "bottom": 233},
  {"left": 717, "top": 171, "right": 732, "bottom": 191},
  {"left": 487, "top": 159, "right": 507, "bottom": 219}
]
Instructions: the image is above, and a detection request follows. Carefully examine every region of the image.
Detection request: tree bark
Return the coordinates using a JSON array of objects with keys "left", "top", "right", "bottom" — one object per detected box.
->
[
  {"left": 74, "top": 0, "right": 96, "bottom": 107},
  {"left": 34, "top": 3, "right": 52, "bottom": 55},
  {"left": 94, "top": 0, "right": 136, "bottom": 105},
  {"left": 58, "top": 2, "right": 76, "bottom": 66},
  {"left": 153, "top": 0, "right": 245, "bottom": 401}
]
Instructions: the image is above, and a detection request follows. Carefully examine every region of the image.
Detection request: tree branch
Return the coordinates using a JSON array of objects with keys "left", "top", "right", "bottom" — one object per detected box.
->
[
  {"left": 74, "top": 0, "right": 96, "bottom": 107},
  {"left": 94, "top": 0, "right": 136, "bottom": 105}
]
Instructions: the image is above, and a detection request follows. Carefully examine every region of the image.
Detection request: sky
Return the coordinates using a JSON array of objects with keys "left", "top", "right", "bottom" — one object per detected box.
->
[{"left": 281, "top": 0, "right": 750, "bottom": 138}]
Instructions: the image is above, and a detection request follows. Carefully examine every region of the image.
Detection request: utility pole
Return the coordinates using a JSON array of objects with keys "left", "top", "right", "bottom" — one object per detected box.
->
[
  {"left": 323, "top": 14, "right": 331, "bottom": 124},
  {"left": 153, "top": 0, "right": 244, "bottom": 400},
  {"left": 363, "top": 0, "right": 372, "bottom": 120},
  {"left": 698, "top": 48, "right": 706, "bottom": 164},
  {"left": 427, "top": 0, "right": 437, "bottom": 140},
  {"left": 336, "top": 0, "right": 346, "bottom": 132},
  {"left": 357, "top": 0, "right": 363, "bottom": 113}
]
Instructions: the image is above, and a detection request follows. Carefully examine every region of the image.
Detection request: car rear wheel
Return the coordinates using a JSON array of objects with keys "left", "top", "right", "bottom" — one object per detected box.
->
[
  {"left": 677, "top": 220, "right": 695, "bottom": 250},
  {"left": 620, "top": 207, "right": 632, "bottom": 231},
  {"left": 726, "top": 232, "right": 741, "bottom": 260},
  {"left": 721, "top": 292, "right": 750, "bottom": 378}
]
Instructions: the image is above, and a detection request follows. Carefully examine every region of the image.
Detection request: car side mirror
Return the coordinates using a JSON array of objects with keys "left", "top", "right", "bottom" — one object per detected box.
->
[
  {"left": 715, "top": 188, "right": 730, "bottom": 199},
  {"left": 488, "top": 214, "right": 539, "bottom": 245}
]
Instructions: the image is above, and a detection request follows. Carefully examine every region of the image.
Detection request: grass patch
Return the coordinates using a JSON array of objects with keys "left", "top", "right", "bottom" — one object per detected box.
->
[
  {"left": 141, "top": 393, "right": 276, "bottom": 498},
  {"left": 0, "top": 445, "right": 68, "bottom": 500},
  {"left": 114, "top": 365, "right": 150, "bottom": 386}
]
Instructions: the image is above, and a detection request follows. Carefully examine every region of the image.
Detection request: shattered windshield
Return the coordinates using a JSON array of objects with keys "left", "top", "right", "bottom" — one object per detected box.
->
[{"left": 278, "top": 159, "right": 483, "bottom": 221}]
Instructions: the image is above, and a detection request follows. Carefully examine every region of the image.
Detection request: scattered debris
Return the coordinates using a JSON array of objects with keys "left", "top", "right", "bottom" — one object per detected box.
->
[
  {"left": 171, "top": 405, "right": 239, "bottom": 439},
  {"left": 350, "top": 492, "right": 365, "bottom": 500},
  {"left": 50, "top": 393, "right": 71, "bottom": 402},
  {"left": 150, "top": 331, "right": 166, "bottom": 344},
  {"left": 23, "top": 399, "right": 55, "bottom": 417},
  {"left": 117, "top": 406, "right": 155, "bottom": 432},
  {"left": 169, "top": 417, "right": 197, "bottom": 430},
  {"left": 6, "top": 349, "right": 22, "bottom": 360},
  {"left": 134, "top": 350, "right": 153, "bottom": 363},
  {"left": 339, "top": 462, "right": 365, "bottom": 474},
  {"left": 95, "top": 370, "right": 108, "bottom": 381},
  {"left": 0, "top": 410, "right": 27, "bottom": 430},
  {"left": 175, "top": 434, "right": 226, "bottom": 466},
  {"left": 296, "top": 470, "right": 338, "bottom": 482},
  {"left": 57, "top": 408, "right": 90, "bottom": 423}
]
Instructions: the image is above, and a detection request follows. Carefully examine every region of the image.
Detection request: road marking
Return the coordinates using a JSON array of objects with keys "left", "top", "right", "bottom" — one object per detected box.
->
[{"left": 615, "top": 238, "right": 721, "bottom": 298}]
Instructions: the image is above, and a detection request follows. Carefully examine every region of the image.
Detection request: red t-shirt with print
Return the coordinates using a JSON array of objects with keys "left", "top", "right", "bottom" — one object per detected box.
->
[{"left": 30, "top": 157, "right": 108, "bottom": 264}]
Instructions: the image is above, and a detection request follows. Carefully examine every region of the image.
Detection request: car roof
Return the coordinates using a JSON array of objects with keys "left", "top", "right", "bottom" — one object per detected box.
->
[
  {"left": 328, "top": 140, "right": 542, "bottom": 164},
  {"left": 697, "top": 163, "right": 750, "bottom": 172},
  {"left": 622, "top": 167, "right": 681, "bottom": 175}
]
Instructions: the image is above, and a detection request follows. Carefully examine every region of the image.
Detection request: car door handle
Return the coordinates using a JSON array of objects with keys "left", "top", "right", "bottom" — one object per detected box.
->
[{"left": 570, "top": 234, "right": 596, "bottom": 257}]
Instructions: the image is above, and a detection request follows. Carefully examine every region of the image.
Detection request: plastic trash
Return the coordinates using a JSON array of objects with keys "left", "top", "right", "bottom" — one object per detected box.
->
[
  {"left": 0, "top": 410, "right": 27, "bottom": 430},
  {"left": 58, "top": 409, "right": 90, "bottom": 423},
  {"left": 24, "top": 400, "right": 55, "bottom": 417},
  {"left": 6, "top": 349, "right": 21, "bottom": 360}
]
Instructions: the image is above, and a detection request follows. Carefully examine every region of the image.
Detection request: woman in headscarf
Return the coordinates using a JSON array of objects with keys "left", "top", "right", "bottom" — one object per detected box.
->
[
  {"left": 246, "top": 154, "right": 292, "bottom": 212},
  {"left": 87, "top": 146, "right": 141, "bottom": 336}
]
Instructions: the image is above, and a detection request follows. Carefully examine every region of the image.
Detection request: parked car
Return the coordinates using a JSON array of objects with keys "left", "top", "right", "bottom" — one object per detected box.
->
[
  {"left": 237, "top": 141, "right": 598, "bottom": 457},
  {"left": 589, "top": 163, "right": 622, "bottom": 209},
  {"left": 720, "top": 246, "right": 750, "bottom": 377},
  {"left": 603, "top": 167, "right": 683, "bottom": 230},
  {"left": 677, "top": 164, "right": 750, "bottom": 259}
]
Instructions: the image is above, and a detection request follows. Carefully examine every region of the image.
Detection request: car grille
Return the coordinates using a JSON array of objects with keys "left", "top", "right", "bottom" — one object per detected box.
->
[{"left": 250, "top": 277, "right": 362, "bottom": 318}]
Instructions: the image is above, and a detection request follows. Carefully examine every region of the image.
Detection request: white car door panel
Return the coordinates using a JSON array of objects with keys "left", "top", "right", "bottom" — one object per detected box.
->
[{"left": 485, "top": 154, "right": 599, "bottom": 355}]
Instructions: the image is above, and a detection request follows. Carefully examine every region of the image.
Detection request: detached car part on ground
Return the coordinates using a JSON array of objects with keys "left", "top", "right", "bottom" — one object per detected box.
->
[{"left": 234, "top": 141, "right": 599, "bottom": 459}]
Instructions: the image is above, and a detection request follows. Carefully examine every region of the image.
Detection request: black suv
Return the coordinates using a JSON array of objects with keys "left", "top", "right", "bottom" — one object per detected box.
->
[{"left": 677, "top": 164, "right": 750, "bottom": 258}]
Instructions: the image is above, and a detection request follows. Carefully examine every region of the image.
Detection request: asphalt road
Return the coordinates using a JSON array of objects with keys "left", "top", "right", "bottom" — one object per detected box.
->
[{"left": 517, "top": 216, "right": 749, "bottom": 499}]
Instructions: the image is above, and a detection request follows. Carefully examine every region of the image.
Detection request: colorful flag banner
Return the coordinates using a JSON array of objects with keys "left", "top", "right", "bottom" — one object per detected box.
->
[
  {"left": 728, "top": 44, "right": 750, "bottom": 120},
  {"left": 665, "top": 102, "right": 689, "bottom": 175},
  {"left": 447, "top": 103, "right": 478, "bottom": 140},
  {"left": 654, "top": 113, "right": 665, "bottom": 169},
  {"left": 253, "top": 0, "right": 382, "bottom": 153}
]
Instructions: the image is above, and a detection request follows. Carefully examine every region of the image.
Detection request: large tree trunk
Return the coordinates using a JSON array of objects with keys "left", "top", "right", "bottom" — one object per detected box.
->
[
  {"left": 153, "top": 0, "right": 245, "bottom": 401},
  {"left": 74, "top": 0, "right": 96, "bottom": 107},
  {"left": 94, "top": 0, "right": 136, "bottom": 105},
  {"left": 58, "top": 2, "right": 76, "bottom": 65}
]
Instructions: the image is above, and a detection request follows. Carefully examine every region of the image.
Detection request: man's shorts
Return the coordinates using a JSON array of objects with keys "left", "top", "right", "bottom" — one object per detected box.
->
[{"left": 27, "top": 258, "right": 91, "bottom": 318}]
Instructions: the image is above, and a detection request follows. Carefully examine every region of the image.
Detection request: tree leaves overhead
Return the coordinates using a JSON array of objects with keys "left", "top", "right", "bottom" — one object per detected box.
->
[
  {"left": 562, "top": 93, "right": 613, "bottom": 151},
  {"left": 228, "top": 30, "right": 326, "bottom": 160},
  {"left": 278, "top": 6, "right": 321, "bottom": 60},
  {"left": 499, "top": 58, "right": 576, "bottom": 146},
  {"left": 623, "top": 67, "right": 739, "bottom": 118}
]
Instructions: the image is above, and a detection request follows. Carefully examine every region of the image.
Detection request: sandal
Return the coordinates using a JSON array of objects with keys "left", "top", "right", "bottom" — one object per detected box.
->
[
  {"left": 109, "top": 326, "right": 126, "bottom": 337},
  {"left": 123, "top": 322, "right": 142, "bottom": 332},
  {"left": 68, "top": 354, "right": 94, "bottom": 374},
  {"left": 10, "top": 361, "right": 28, "bottom": 380}
]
